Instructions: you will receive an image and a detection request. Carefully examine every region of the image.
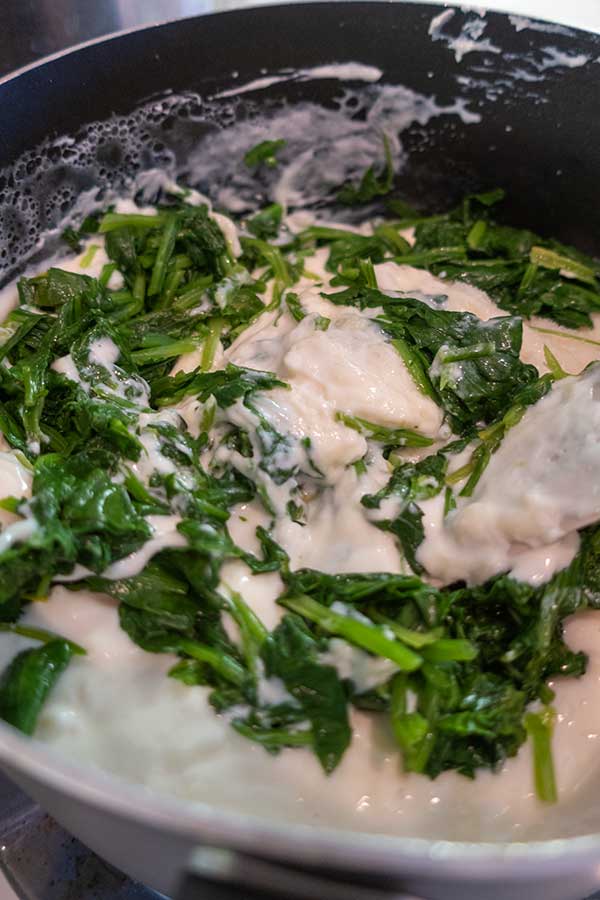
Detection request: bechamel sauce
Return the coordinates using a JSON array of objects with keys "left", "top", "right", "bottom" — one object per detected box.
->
[
  {"left": 2, "top": 206, "right": 600, "bottom": 842},
  {"left": 418, "top": 368, "right": 600, "bottom": 585}
]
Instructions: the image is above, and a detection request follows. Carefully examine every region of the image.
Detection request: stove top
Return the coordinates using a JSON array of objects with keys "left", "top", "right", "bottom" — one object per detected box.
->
[{"left": 0, "top": 772, "right": 165, "bottom": 900}]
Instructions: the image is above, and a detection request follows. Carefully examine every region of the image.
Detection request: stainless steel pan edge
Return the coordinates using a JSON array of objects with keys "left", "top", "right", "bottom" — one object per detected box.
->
[
  {"left": 3, "top": 710, "right": 600, "bottom": 899},
  {"left": 1, "top": 5, "right": 600, "bottom": 898}
]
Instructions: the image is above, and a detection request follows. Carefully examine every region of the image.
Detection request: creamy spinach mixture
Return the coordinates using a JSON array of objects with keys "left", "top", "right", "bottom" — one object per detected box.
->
[{"left": 1, "top": 140, "right": 600, "bottom": 834}]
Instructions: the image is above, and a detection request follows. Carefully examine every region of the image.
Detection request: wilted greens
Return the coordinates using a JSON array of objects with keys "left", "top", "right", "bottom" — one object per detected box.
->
[{"left": 0, "top": 169, "right": 599, "bottom": 809}]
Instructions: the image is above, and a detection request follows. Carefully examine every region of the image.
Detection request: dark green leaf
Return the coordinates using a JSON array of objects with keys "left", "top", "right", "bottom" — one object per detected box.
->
[{"left": 0, "top": 640, "right": 75, "bottom": 735}]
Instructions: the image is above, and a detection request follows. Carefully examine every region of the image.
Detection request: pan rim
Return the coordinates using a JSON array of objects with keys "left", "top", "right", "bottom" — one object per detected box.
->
[{"left": 1, "top": 1, "right": 600, "bottom": 878}]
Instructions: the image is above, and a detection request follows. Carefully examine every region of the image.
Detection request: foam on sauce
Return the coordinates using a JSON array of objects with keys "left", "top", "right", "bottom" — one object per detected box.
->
[{"left": 2, "top": 203, "right": 600, "bottom": 843}]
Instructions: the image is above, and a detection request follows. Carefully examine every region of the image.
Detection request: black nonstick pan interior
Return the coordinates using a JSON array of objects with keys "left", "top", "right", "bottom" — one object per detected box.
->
[{"left": 0, "top": 1, "right": 599, "bottom": 286}]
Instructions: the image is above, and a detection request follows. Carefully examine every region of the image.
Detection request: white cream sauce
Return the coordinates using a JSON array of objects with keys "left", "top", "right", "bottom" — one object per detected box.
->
[
  {"left": 3, "top": 589, "right": 600, "bottom": 841},
  {"left": 3, "top": 202, "right": 600, "bottom": 843}
]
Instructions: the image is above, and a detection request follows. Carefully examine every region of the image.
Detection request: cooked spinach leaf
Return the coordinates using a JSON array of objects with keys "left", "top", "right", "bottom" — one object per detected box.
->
[
  {"left": 244, "top": 139, "right": 287, "bottom": 169},
  {"left": 337, "top": 134, "right": 394, "bottom": 206},
  {"left": 261, "top": 614, "right": 351, "bottom": 772},
  {"left": 247, "top": 203, "right": 283, "bottom": 239},
  {"left": 0, "top": 640, "right": 75, "bottom": 734}
]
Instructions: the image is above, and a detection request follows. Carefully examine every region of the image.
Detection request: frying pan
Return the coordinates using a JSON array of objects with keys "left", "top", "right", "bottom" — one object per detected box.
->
[{"left": 1, "top": 5, "right": 600, "bottom": 898}]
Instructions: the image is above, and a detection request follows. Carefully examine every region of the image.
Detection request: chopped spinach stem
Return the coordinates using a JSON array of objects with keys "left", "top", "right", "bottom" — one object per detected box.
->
[
  {"left": 0, "top": 623, "right": 86, "bottom": 656},
  {"left": 178, "top": 639, "right": 247, "bottom": 686},
  {"left": 280, "top": 595, "right": 423, "bottom": 671},
  {"left": 99, "top": 212, "right": 169, "bottom": 232},
  {"left": 201, "top": 318, "right": 224, "bottom": 371},
  {"left": 525, "top": 710, "right": 558, "bottom": 804},
  {"left": 532, "top": 325, "right": 600, "bottom": 347},
  {"left": 232, "top": 721, "right": 313, "bottom": 748},
  {"left": 336, "top": 412, "right": 433, "bottom": 448}
]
